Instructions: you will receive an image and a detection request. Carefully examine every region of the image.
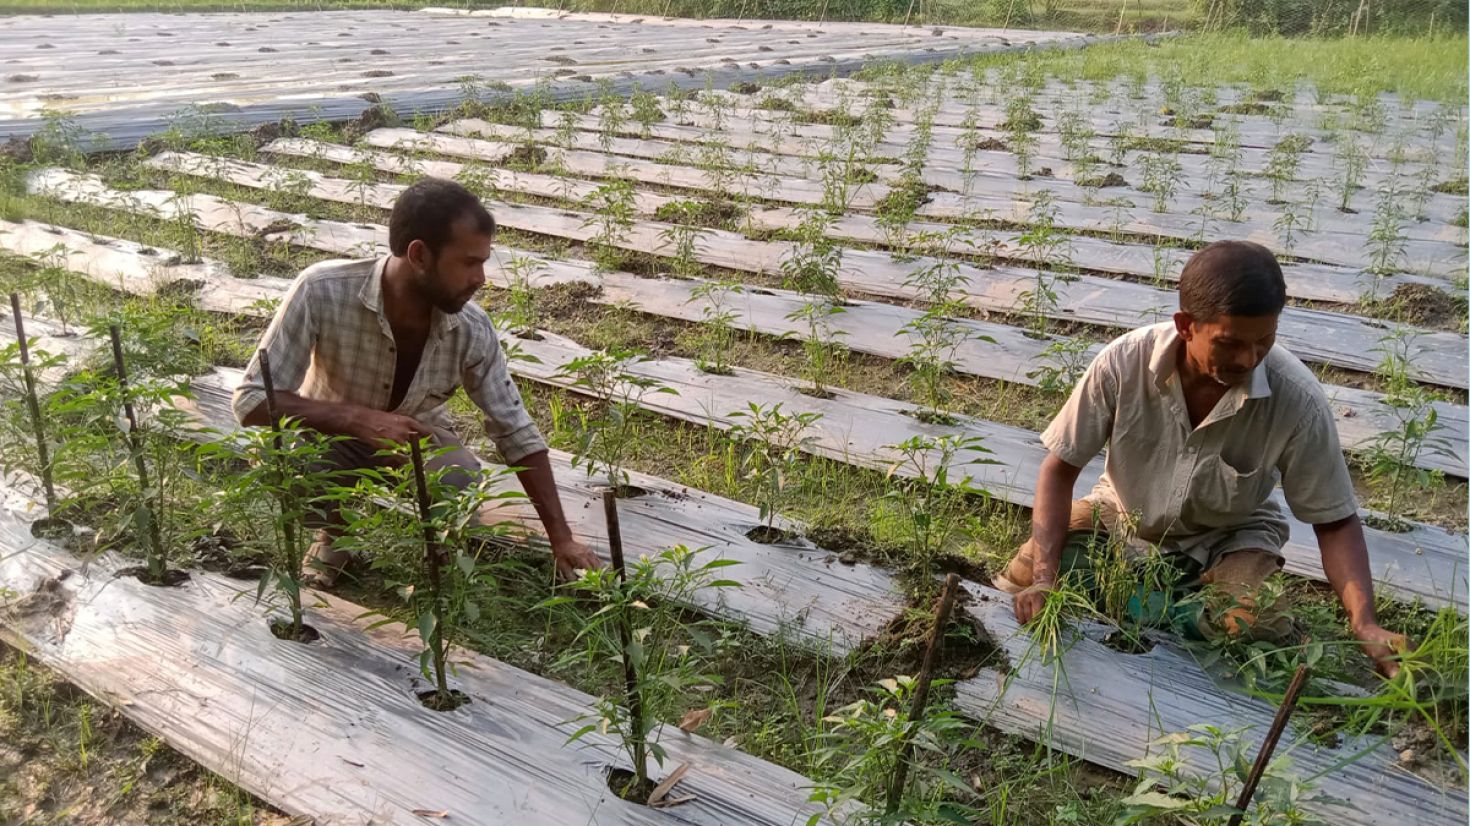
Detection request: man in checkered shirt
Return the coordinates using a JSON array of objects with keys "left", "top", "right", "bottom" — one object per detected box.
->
[{"left": 233, "top": 177, "right": 600, "bottom": 586}]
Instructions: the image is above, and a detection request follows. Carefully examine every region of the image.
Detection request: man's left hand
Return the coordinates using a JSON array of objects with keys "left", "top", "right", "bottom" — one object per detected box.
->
[
  {"left": 1353, "top": 621, "right": 1410, "bottom": 678},
  {"left": 550, "top": 536, "right": 602, "bottom": 582}
]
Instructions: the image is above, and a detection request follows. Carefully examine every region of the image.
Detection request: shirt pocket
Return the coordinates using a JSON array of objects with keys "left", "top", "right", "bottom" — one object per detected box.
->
[{"left": 1188, "top": 454, "right": 1273, "bottom": 526}]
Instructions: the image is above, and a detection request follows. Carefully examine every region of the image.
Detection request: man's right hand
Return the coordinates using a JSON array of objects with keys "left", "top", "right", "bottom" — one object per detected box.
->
[
  {"left": 1013, "top": 581, "right": 1053, "bottom": 625},
  {"left": 350, "top": 408, "right": 431, "bottom": 448}
]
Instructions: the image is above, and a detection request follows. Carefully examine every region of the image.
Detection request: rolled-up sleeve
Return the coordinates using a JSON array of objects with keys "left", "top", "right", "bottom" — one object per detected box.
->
[
  {"left": 1277, "top": 398, "right": 1358, "bottom": 525},
  {"left": 464, "top": 327, "right": 546, "bottom": 464},
  {"left": 232, "top": 276, "right": 316, "bottom": 424},
  {"left": 1040, "top": 348, "right": 1118, "bottom": 468}
]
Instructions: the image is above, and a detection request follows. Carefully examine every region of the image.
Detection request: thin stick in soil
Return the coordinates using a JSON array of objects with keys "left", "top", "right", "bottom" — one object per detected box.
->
[
  {"left": 109, "top": 323, "right": 166, "bottom": 582},
  {"left": 258, "top": 349, "right": 306, "bottom": 642},
  {"left": 409, "top": 437, "right": 453, "bottom": 706},
  {"left": 603, "top": 488, "right": 649, "bottom": 798},
  {"left": 886, "top": 572, "right": 961, "bottom": 815},
  {"left": 8, "top": 293, "right": 67, "bottom": 538},
  {"left": 1227, "top": 663, "right": 1311, "bottom": 826}
]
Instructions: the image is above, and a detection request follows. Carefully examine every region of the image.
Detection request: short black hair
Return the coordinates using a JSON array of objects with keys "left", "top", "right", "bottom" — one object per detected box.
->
[
  {"left": 1178, "top": 240, "right": 1287, "bottom": 321},
  {"left": 387, "top": 177, "right": 496, "bottom": 256}
]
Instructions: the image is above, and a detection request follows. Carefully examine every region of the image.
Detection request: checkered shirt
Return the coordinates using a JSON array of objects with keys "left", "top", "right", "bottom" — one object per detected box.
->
[{"left": 232, "top": 256, "right": 547, "bottom": 463}]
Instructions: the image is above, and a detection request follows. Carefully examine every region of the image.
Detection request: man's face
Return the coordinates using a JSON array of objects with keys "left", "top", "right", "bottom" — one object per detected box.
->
[
  {"left": 408, "top": 215, "right": 491, "bottom": 314},
  {"left": 1174, "top": 311, "right": 1278, "bottom": 387}
]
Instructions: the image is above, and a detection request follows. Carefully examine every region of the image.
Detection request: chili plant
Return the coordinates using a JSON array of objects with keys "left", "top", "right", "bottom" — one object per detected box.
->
[
  {"left": 1026, "top": 336, "right": 1093, "bottom": 397},
  {"left": 786, "top": 297, "right": 847, "bottom": 398},
  {"left": 200, "top": 414, "right": 344, "bottom": 641},
  {"left": 1359, "top": 330, "right": 1450, "bottom": 529},
  {"left": 726, "top": 402, "right": 821, "bottom": 537},
  {"left": 897, "top": 229, "right": 982, "bottom": 420},
  {"left": 1015, "top": 192, "right": 1071, "bottom": 337},
  {"left": 582, "top": 177, "right": 637, "bottom": 271},
  {"left": 555, "top": 349, "right": 676, "bottom": 491},
  {"left": 655, "top": 200, "right": 712, "bottom": 278},
  {"left": 780, "top": 209, "right": 844, "bottom": 297},
  {"left": 1118, "top": 725, "right": 1333, "bottom": 825},
  {"left": 544, "top": 543, "right": 740, "bottom": 800},
  {"left": 882, "top": 434, "right": 995, "bottom": 587},
  {"left": 497, "top": 253, "right": 546, "bottom": 335},
  {"left": 686, "top": 279, "right": 742, "bottom": 375},
  {"left": 806, "top": 676, "right": 981, "bottom": 825},
  {"left": 48, "top": 345, "right": 195, "bottom": 582},
  {"left": 336, "top": 442, "right": 528, "bottom": 708}
]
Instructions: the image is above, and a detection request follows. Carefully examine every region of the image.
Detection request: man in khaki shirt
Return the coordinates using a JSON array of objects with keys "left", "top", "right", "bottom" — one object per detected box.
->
[
  {"left": 996, "top": 241, "right": 1406, "bottom": 675},
  {"left": 234, "top": 177, "right": 600, "bottom": 585}
]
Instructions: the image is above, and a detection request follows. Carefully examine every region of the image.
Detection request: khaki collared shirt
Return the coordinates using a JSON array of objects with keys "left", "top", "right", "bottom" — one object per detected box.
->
[
  {"left": 232, "top": 257, "right": 547, "bottom": 463},
  {"left": 1042, "top": 322, "right": 1358, "bottom": 565}
]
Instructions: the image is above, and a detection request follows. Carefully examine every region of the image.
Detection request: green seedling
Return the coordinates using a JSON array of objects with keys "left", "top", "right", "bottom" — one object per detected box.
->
[
  {"left": 555, "top": 348, "right": 676, "bottom": 491},
  {"left": 727, "top": 402, "right": 822, "bottom": 536}
]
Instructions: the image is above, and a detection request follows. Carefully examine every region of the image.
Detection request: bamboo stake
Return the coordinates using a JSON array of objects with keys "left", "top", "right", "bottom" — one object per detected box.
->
[
  {"left": 258, "top": 350, "right": 304, "bottom": 638},
  {"left": 885, "top": 573, "right": 961, "bottom": 814},
  {"left": 109, "top": 324, "right": 165, "bottom": 581},
  {"left": 409, "top": 437, "right": 450, "bottom": 701},
  {"left": 9, "top": 293, "right": 58, "bottom": 512},
  {"left": 1226, "top": 664, "right": 1311, "bottom": 826},
  {"left": 603, "top": 488, "right": 648, "bottom": 795}
]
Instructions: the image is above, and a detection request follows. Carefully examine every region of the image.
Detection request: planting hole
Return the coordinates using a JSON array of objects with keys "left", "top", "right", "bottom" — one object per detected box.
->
[
  {"left": 417, "top": 688, "right": 471, "bottom": 712},
  {"left": 116, "top": 566, "right": 190, "bottom": 587},
  {"left": 745, "top": 525, "right": 798, "bottom": 544},
  {"left": 268, "top": 618, "right": 321, "bottom": 644},
  {"left": 606, "top": 767, "right": 659, "bottom": 803},
  {"left": 601, "top": 484, "right": 651, "bottom": 500},
  {"left": 1102, "top": 630, "right": 1155, "bottom": 654}
]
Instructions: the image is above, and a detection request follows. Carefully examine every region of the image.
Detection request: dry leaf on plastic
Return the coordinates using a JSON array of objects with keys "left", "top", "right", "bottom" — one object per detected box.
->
[
  {"left": 677, "top": 707, "right": 713, "bottom": 732},
  {"left": 648, "top": 762, "right": 692, "bottom": 808}
]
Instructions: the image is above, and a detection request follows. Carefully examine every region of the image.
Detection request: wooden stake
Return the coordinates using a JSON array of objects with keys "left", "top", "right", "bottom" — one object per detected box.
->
[
  {"left": 1226, "top": 664, "right": 1311, "bottom": 826},
  {"left": 9, "top": 293, "right": 57, "bottom": 510},
  {"left": 258, "top": 350, "right": 304, "bottom": 637},
  {"left": 409, "top": 438, "right": 450, "bottom": 700},
  {"left": 885, "top": 573, "right": 961, "bottom": 814},
  {"left": 603, "top": 489, "right": 648, "bottom": 794},
  {"left": 109, "top": 324, "right": 165, "bottom": 580}
]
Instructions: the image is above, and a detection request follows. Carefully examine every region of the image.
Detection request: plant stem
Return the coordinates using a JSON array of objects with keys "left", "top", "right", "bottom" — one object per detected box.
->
[
  {"left": 109, "top": 324, "right": 165, "bottom": 582},
  {"left": 886, "top": 572, "right": 961, "bottom": 814},
  {"left": 409, "top": 438, "right": 449, "bottom": 701},
  {"left": 9, "top": 293, "right": 56, "bottom": 511},
  {"left": 1227, "top": 663, "right": 1310, "bottom": 826},
  {"left": 258, "top": 350, "right": 302, "bottom": 638},
  {"left": 603, "top": 489, "right": 647, "bottom": 795}
]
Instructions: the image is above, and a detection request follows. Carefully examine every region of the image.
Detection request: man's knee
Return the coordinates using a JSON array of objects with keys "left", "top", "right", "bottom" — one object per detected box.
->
[
  {"left": 425, "top": 430, "right": 480, "bottom": 491},
  {"left": 1201, "top": 548, "right": 1283, "bottom": 596},
  {"left": 1199, "top": 548, "right": 1288, "bottom": 640}
]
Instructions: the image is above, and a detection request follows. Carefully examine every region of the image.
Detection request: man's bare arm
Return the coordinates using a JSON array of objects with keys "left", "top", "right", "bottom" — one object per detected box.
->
[
  {"left": 513, "top": 449, "right": 600, "bottom": 579},
  {"left": 240, "top": 392, "right": 427, "bottom": 446},
  {"left": 1314, "top": 514, "right": 1408, "bottom": 676},
  {"left": 1013, "top": 453, "right": 1085, "bottom": 623}
]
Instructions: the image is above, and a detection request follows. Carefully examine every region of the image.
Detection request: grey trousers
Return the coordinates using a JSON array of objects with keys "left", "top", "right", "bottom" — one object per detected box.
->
[{"left": 306, "top": 425, "right": 480, "bottom": 532}]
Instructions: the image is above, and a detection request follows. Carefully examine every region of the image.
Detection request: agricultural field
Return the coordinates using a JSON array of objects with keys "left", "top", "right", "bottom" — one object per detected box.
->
[{"left": 0, "top": 15, "right": 1467, "bottom": 826}]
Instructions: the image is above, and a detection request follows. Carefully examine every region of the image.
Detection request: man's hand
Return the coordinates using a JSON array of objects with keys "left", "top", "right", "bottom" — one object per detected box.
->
[
  {"left": 550, "top": 536, "right": 602, "bottom": 582},
  {"left": 1013, "top": 581, "right": 1053, "bottom": 625},
  {"left": 1353, "top": 621, "right": 1410, "bottom": 678},
  {"left": 350, "top": 408, "right": 430, "bottom": 449}
]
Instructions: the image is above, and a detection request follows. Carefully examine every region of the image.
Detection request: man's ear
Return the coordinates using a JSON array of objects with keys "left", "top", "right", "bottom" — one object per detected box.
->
[
  {"left": 406, "top": 239, "right": 431, "bottom": 272},
  {"left": 1173, "top": 311, "right": 1195, "bottom": 341}
]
